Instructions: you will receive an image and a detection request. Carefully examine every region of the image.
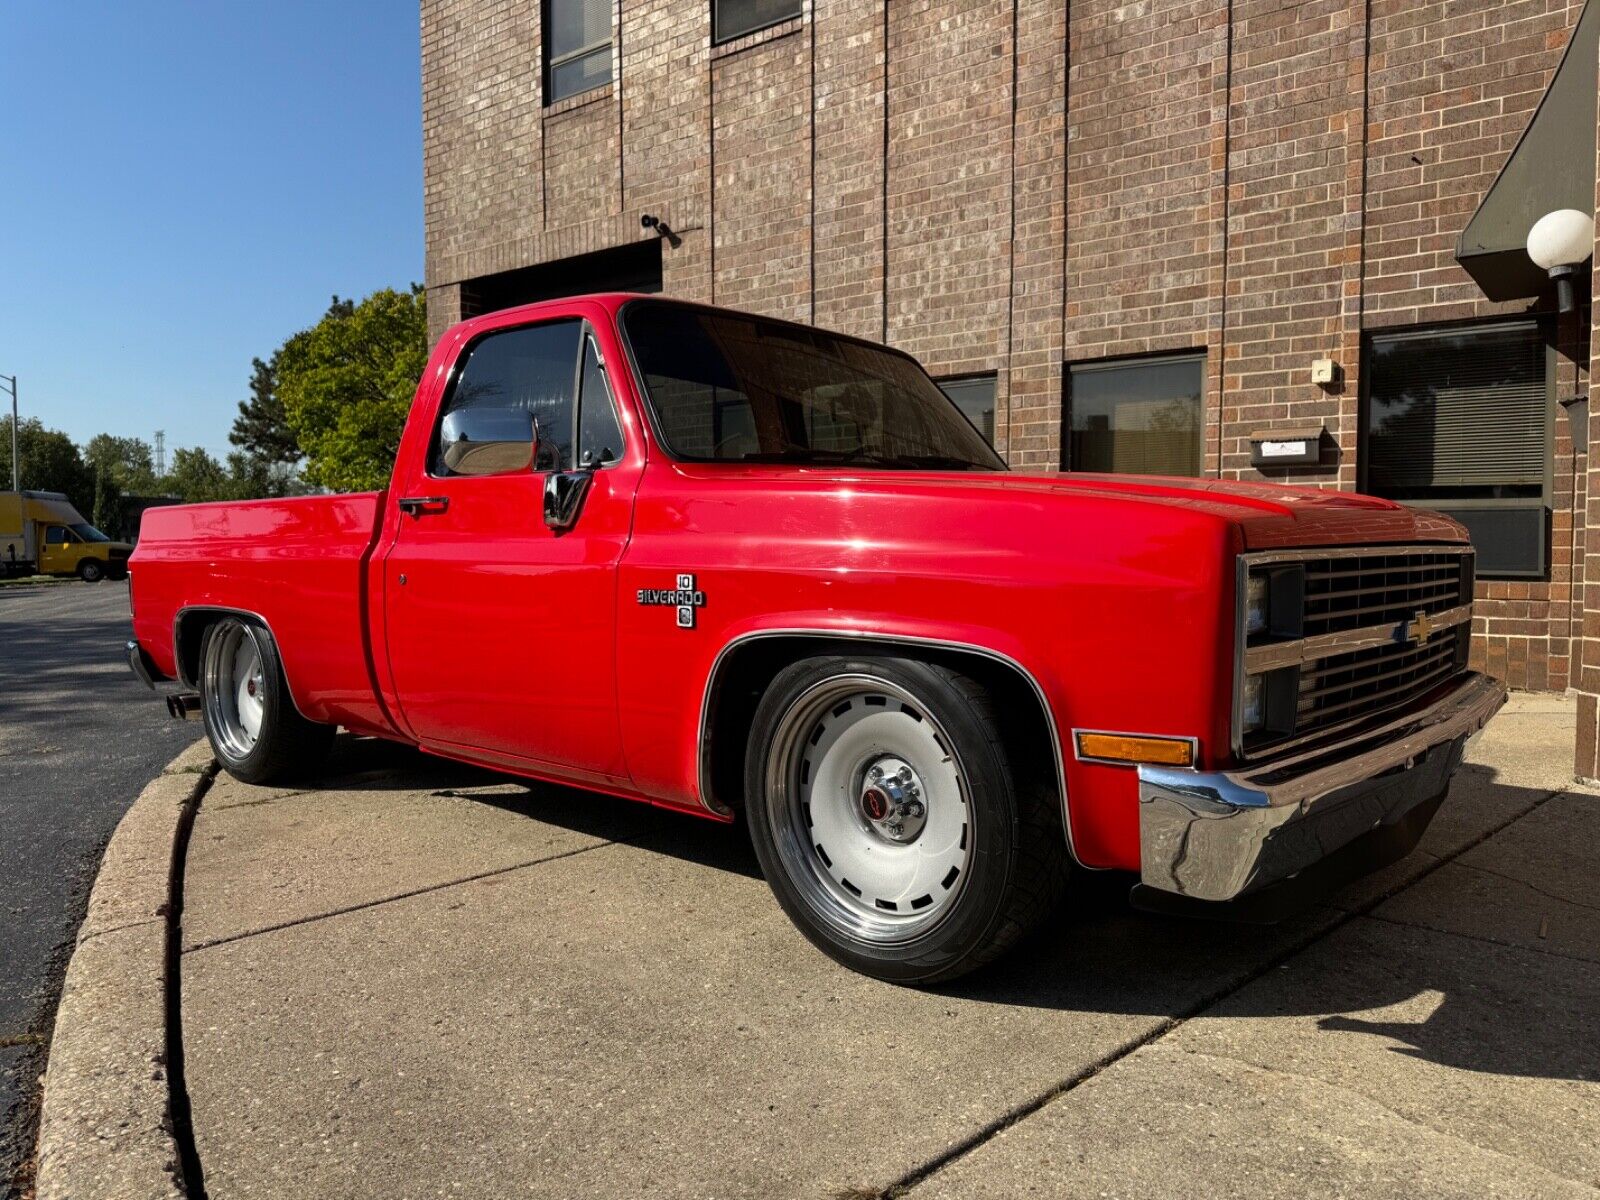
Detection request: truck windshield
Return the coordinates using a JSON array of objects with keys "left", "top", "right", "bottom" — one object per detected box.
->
[
  {"left": 621, "top": 300, "right": 1007, "bottom": 471},
  {"left": 70, "top": 523, "right": 111, "bottom": 542}
]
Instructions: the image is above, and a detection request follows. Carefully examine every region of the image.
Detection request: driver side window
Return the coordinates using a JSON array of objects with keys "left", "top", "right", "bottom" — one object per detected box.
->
[
  {"left": 45, "top": 525, "right": 71, "bottom": 544},
  {"left": 431, "top": 319, "right": 627, "bottom": 476},
  {"left": 432, "top": 320, "right": 582, "bottom": 476}
]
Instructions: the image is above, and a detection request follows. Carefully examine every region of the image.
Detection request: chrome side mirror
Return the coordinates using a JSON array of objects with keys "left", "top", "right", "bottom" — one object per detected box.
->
[{"left": 439, "top": 408, "right": 538, "bottom": 477}]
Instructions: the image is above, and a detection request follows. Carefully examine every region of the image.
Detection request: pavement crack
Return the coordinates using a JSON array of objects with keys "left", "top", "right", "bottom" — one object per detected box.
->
[
  {"left": 71, "top": 916, "right": 162, "bottom": 948},
  {"left": 1361, "top": 910, "right": 1598, "bottom": 966},
  {"left": 1449, "top": 861, "right": 1600, "bottom": 913},
  {"left": 182, "top": 838, "right": 624, "bottom": 954},
  {"left": 202, "top": 788, "right": 319, "bottom": 812},
  {"left": 888, "top": 784, "right": 1571, "bottom": 1196}
]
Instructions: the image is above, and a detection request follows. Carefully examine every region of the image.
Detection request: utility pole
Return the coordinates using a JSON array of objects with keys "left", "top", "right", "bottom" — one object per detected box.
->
[
  {"left": 154, "top": 430, "right": 166, "bottom": 478},
  {"left": 0, "top": 374, "right": 17, "bottom": 492}
]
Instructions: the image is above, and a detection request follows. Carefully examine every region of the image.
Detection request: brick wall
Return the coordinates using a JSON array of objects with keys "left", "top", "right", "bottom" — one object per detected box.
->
[
  {"left": 423, "top": 0, "right": 1592, "bottom": 691},
  {"left": 1576, "top": 41, "right": 1600, "bottom": 776}
]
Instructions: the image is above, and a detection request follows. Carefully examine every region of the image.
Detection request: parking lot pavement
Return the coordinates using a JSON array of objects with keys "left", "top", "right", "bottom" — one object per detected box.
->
[
  {"left": 177, "top": 696, "right": 1596, "bottom": 1199},
  {"left": 0, "top": 580, "right": 196, "bottom": 1196}
]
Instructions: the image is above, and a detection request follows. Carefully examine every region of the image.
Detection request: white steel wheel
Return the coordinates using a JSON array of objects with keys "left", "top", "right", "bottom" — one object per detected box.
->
[
  {"left": 764, "top": 674, "right": 974, "bottom": 945},
  {"left": 746, "top": 654, "right": 1070, "bottom": 984},
  {"left": 203, "top": 621, "right": 268, "bottom": 761}
]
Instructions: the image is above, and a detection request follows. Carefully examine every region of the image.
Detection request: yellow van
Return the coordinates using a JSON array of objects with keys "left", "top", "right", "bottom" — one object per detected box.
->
[{"left": 0, "top": 490, "right": 132, "bottom": 581}]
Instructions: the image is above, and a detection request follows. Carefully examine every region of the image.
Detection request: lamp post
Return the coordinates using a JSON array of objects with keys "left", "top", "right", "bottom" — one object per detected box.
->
[
  {"left": 1527, "top": 209, "right": 1596, "bottom": 314},
  {"left": 0, "top": 374, "right": 16, "bottom": 492}
]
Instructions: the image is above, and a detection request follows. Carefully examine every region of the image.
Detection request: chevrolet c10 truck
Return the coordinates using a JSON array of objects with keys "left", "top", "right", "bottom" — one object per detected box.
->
[{"left": 126, "top": 293, "right": 1506, "bottom": 983}]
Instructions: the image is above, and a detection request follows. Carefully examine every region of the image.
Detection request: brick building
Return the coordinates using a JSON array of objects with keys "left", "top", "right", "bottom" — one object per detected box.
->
[{"left": 421, "top": 0, "right": 1600, "bottom": 715}]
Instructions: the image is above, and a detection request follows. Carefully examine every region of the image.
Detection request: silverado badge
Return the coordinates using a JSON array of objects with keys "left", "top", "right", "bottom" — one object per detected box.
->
[{"left": 638, "top": 573, "right": 706, "bottom": 629}]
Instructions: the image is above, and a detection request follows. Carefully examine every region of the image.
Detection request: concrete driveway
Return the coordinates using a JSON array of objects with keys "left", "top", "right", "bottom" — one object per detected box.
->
[{"left": 176, "top": 695, "right": 1597, "bottom": 1198}]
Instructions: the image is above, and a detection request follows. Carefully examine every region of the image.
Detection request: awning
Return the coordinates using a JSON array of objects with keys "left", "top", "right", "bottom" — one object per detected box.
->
[{"left": 1456, "top": 0, "right": 1599, "bottom": 301}]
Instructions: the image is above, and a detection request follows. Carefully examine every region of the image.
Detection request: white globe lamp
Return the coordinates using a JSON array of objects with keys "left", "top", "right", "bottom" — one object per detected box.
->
[{"left": 1527, "top": 208, "right": 1594, "bottom": 313}]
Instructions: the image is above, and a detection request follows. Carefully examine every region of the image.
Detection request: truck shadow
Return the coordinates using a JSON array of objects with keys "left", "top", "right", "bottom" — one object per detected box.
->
[{"left": 306, "top": 737, "right": 1597, "bottom": 1087}]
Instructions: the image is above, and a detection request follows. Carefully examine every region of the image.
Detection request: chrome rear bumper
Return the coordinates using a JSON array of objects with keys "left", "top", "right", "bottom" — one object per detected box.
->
[
  {"left": 126, "top": 639, "right": 158, "bottom": 688},
  {"left": 1138, "top": 672, "right": 1506, "bottom": 903}
]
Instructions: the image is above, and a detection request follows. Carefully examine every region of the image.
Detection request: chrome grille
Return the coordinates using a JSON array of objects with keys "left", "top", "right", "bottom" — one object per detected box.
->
[
  {"left": 1301, "top": 550, "right": 1470, "bottom": 638},
  {"left": 1237, "top": 545, "right": 1474, "bottom": 758},
  {"left": 1295, "top": 626, "right": 1467, "bottom": 731}
]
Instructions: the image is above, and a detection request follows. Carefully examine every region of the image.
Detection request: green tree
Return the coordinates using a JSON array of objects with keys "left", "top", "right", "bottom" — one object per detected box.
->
[
  {"left": 0, "top": 415, "right": 96, "bottom": 513},
  {"left": 225, "top": 355, "right": 307, "bottom": 499},
  {"left": 84, "top": 433, "right": 158, "bottom": 494},
  {"left": 230, "top": 355, "right": 302, "bottom": 466},
  {"left": 277, "top": 288, "right": 427, "bottom": 491},
  {"left": 162, "top": 446, "right": 233, "bottom": 503}
]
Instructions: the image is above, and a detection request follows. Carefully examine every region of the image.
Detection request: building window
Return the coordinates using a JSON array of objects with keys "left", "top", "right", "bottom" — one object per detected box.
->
[
  {"left": 713, "top": 0, "right": 802, "bottom": 44},
  {"left": 937, "top": 375, "right": 996, "bottom": 446},
  {"left": 1363, "top": 321, "right": 1551, "bottom": 579},
  {"left": 544, "top": 0, "right": 612, "bottom": 104},
  {"left": 1066, "top": 353, "right": 1204, "bottom": 477}
]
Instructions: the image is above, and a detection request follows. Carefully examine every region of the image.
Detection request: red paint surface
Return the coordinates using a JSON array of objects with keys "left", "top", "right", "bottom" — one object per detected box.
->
[{"left": 129, "top": 294, "right": 1469, "bottom": 871}]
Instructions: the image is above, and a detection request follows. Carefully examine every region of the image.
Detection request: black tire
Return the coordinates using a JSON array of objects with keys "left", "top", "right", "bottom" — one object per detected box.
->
[
  {"left": 744, "top": 654, "right": 1068, "bottom": 985},
  {"left": 199, "top": 617, "right": 335, "bottom": 784},
  {"left": 77, "top": 558, "right": 104, "bottom": 583}
]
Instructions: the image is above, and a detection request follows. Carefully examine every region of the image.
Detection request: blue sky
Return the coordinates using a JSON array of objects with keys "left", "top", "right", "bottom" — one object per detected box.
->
[{"left": 0, "top": 2, "right": 423, "bottom": 460}]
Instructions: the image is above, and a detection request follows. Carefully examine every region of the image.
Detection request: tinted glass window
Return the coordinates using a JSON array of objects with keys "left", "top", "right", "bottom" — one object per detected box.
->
[
  {"left": 546, "top": 0, "right": 612, "bottom": 102},
  {"left": 1365, "top": 323, "right": 1546, "bottom": 497},
  {"left": 1364, "top": 321, "right": 1549, "bottom": 578},
  {"left": 622, "top": 301, "right": 1006, "bottom": 471},
  {"left": 937, "top": 375, "right": 997, "bottom": 445},
  {"left": 45, "top": 525, "right": 70, "bottom": 543},
  {"left": 577, "top": 335, "right": 624, "bottom": 467},
  {"left": 434, "top": 321, "right": 582, "bottom": 475},
  {"left": 1067, "top": 355, "right": 1204, "bottom": 476},
  {"left": 714, "top": 0, "right": 802, "bottom": 43}
]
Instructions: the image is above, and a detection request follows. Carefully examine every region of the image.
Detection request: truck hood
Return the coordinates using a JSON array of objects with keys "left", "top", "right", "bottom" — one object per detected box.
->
[
  {"left": 691, "top": 467, "right": 1467, "bottom": 550},
  {"left": 995, "top": 472, "right": 1468, "bottom": 549}
]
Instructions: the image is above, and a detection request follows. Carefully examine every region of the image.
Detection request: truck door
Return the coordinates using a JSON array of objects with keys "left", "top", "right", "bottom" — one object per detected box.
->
[
  {"left": 382, "top": 315, "right": 638, "bottom": 784},
  {"left": 38, "top": 525, "right": 78, "bottom": 575}
]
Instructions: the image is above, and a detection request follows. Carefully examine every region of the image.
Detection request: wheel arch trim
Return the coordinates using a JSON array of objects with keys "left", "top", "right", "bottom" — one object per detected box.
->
[
  {"left": 696, "top": 627, "right": 1089, "bottom": 869},
  {"left": 172, "top": 605, "right": 312, "bottom": 721}
]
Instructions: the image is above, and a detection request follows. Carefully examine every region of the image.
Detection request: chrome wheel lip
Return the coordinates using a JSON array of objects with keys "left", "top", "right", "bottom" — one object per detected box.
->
[
  {"left": 764, "top": 673, "right": 974, "bottom": 947},
  {"left": 203, "top": 622, "right": 267, "bottom": 762}
]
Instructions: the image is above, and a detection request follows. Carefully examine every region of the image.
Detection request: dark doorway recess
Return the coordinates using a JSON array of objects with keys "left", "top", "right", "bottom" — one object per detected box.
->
[{"left": 461, "top": 239, "right": 664, "bottom": 318}]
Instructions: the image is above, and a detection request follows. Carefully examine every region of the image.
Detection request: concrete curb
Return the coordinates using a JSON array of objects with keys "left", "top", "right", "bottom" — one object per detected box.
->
[{"left": 34, "top": 739, "right": 215, "bottom": 1200}]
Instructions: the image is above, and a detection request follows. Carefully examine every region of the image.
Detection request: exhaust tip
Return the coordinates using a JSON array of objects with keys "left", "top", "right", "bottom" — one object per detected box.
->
[{"left": 166, "top": 693, "right": 201, "bottom": 721}]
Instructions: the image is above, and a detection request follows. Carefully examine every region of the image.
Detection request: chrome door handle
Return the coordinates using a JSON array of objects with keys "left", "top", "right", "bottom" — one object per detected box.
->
[{"left": 397, "top": 495, "right": 449, "bottom": 516}]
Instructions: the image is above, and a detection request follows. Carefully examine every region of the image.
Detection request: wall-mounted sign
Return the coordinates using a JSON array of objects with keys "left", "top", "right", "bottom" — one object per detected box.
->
[{"left": 1249, "top": 426, "right": 1324, "bottom": 469}]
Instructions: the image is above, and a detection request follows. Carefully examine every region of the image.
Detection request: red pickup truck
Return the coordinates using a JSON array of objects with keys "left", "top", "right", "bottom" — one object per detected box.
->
[{"left": 126, "top": 293, "right": 1505, "bottom": 982}]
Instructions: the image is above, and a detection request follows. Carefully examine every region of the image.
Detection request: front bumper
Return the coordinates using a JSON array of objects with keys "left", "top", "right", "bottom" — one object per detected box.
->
[{"left": 1138, "top": 671, "right": 1506, "bottom": 904}]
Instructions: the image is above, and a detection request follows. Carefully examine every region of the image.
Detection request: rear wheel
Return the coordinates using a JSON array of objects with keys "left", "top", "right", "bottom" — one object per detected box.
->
[
  {"left": 199, "top": 618, "right": 334, "bottom": 784},
  {"left": 76, "top": 559, "right": 104, "bottom": 583},
  {"left": 745, "top": 655, "right": 1068, "bottom": 984}
]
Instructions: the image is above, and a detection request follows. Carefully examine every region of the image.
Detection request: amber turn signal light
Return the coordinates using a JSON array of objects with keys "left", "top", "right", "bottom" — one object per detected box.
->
[{"left": 1074, "top": 732, "right": 1196, "bottom": 768}]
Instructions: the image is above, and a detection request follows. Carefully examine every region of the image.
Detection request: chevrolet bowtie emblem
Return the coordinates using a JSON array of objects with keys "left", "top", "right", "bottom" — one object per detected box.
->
[{"left": 1408, "top": 609, "right": 1434, "bottom": 646}]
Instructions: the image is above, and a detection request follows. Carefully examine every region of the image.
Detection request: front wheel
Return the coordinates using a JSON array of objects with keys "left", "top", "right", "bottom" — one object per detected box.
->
[
  {"left": 77, "top": 559, "right": 104, "bottom": 583},
  {"left": 744, "top": 655, "right": 1068, "bottom": 984},
  {"left": 199, "top": 618, "right": 334, "bottom": 784}
]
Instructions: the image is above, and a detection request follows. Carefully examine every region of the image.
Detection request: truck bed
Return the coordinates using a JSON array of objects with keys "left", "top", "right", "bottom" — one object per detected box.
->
[{"left": 129, "top": 492, "right": 394, "bottom": 736}]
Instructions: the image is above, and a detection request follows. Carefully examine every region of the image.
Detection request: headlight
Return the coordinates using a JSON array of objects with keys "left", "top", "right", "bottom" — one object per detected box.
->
[
  {"left": 1245, "top": 574, "right": 1269, "bottom": 636},
  {"left": 1241, "top": 672, "right": 1265, "bottom": 733}
]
